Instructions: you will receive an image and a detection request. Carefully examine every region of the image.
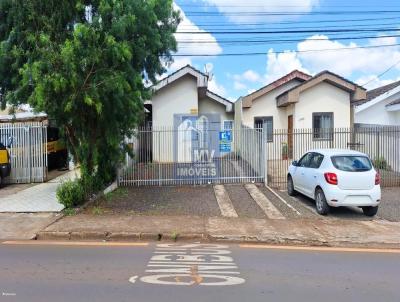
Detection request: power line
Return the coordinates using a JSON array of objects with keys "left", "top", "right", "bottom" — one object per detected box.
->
[
  {"left": 176, "top": 16, "right": 400, "bottom": 26},
  {"left": 183, "top": 10, "right": 400, "bottom": 17},
  {"left": 178, "top": 21, "right": 400, "bottom": 30},
  {"left": 176, "top": 34, "right": 400, "bottom": 45},
  {"left": 176, "top": 28, "right": 400, "bottom": 35},
  {"left": 361, "top": 59, "right": 400, "bottom": 87},
  {"left": 171, "top": 42, "right": 400, "bottom": 57}
]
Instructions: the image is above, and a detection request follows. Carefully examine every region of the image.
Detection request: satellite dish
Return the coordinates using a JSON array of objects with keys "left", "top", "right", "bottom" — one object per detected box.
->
[{"left": 205, "top": 63, "right": 213, "bottom": 73}]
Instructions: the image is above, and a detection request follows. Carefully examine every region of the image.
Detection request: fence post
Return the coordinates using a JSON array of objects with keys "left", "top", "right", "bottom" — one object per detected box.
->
[{"left": 262, "top": 123, "right": 268, "bottom": 186}]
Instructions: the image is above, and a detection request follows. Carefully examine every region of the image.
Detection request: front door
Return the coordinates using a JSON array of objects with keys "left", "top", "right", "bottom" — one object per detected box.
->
[{"left": 288, "top": 115, "right": 293, "bottom": 159}]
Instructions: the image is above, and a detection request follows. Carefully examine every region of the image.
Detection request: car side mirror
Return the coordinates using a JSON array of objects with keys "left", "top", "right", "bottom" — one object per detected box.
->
[
  {"left": 7, "top": 136, "right": 13, "bottom": 148},
  {"left": 292, "top": 160, "right": 298, "bottom": 166}
]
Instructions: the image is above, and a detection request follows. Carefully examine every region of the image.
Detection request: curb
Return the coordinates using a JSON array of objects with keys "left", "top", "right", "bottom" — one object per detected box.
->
[
  {"left": 35, "top": 231, "right": 400, "bottom": 248},
  {"left": 36, "top": 231, "right": 209, "bottom": 242}
]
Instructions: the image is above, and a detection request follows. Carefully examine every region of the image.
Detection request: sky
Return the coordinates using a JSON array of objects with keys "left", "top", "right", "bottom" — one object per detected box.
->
[{"left": 163, "top": 0, "right": 400, "bottom": 101}]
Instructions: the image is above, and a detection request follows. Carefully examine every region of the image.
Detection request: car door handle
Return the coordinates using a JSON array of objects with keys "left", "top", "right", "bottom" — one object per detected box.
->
[{"left": 313, "top": 175, "right": 317, "bottom": 178}]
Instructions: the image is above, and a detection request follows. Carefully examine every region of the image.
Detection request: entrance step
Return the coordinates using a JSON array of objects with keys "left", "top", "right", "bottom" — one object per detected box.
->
[
  {"left": 213, "top": 185, "right": 238, "bottom": 218},
  {"left": 244, "top": 184, "right": 285, "bottom": 220}
]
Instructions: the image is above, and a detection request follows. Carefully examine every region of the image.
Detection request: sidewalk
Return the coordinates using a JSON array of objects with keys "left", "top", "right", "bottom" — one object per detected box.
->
[
  {"left": 0, "top": 170, "right": 79, "bottom": 213},
  {"left": 37, "top": 214, "right": 400, "bottom": 248}
]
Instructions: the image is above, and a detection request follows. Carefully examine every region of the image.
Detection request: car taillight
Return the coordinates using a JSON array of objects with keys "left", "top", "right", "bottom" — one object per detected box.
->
[
  {"left": 324, "top": 172, "right": 338, "bottom": 185},
  {"left": 375, "top": 172, "right": 381, "bottom": 185}
]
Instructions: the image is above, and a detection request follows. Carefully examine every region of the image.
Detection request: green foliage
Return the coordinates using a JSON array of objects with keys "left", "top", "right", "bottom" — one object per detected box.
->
[
  {"left": 1, "top": 0, "right": 180, "bottom": 188},
  {"left": 63, "top": 208, "right": 77, "bottom": 216},
  {"left": 373, "top": 157, "right": 390, "bottom": 170},
  {"left": 91, "top": 206, "right": 104, "bottom": 215},
  {"left": 56, "top": 179, "right": 85, "bottom": 208},
  {"left": 105, "top": 187, "right": 128, "bottom": 203}
]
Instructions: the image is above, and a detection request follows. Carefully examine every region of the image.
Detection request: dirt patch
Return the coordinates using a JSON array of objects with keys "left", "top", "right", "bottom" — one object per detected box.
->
[{"left": 84, "top": 186, "right": 221, "bottom": 217}]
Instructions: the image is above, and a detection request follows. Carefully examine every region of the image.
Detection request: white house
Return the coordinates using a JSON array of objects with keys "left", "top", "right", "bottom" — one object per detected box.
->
[
  {"left": 235, "top": 70, "right": 366, "bottom": 136},
  {"left": 146, "top": 65, "right": 234, "bottom": 163},
  {"left": 354, "top": 80, "right": 400, "bottom": 126}
]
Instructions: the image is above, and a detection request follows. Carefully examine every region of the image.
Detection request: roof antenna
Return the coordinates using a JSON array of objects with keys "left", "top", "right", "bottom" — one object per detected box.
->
[{"left": 204, "top": 63, "right": 214, "bottom": 81}]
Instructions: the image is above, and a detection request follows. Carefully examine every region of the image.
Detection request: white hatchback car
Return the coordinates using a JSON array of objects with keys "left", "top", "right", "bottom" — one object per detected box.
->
[{"left": 287, "top": 149, "right": 381, "bottom": 216}]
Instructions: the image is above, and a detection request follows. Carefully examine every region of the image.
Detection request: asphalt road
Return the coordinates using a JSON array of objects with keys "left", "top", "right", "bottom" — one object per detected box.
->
[{"left": 0, "top": 241, "right": 399, "bottom": 302}]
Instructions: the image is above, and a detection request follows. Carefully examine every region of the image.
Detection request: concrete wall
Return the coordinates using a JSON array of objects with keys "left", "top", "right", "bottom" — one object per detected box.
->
[
  {"left": 199, "top": 96, "right": 234, "bottom": 127},
  {"left": 355, "top": 90, "right": 400, "bottom": 126},
  {"left": 295, "top": 82, "right": 351, "bottom": 129},
  {"left": 241, "top": 80, "right": 302, "bottom": 129},
  {"left": 152, "top": 75, "right": 198, "bottom": 128}
]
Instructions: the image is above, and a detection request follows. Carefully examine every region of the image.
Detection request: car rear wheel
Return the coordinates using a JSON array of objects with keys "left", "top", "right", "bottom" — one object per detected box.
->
[
  {"left": 362, "top": 206, "right": 378, "bottom": 217},
  {"left": 315, "top": 188, "right": 330, "bottom": 215},
  {"left": 287, "top": 175, "right": 296, "bottom": 196}
]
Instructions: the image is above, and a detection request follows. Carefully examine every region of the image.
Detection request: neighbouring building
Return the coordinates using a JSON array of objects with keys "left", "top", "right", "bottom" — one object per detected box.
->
[
  {"left": 235, "top": 70, "right": 367, "bottom": 137},
  {"left": 354, "top": 80, "right": 400, "bottom": 126}
]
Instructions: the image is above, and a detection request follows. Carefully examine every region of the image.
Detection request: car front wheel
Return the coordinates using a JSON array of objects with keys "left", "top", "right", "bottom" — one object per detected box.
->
[
  {"left": 315, "top": 188, "right": 330, "bottom": 215},
  {"left": 287, "top": 175, "right": 296, "bottom": 196},
  {"left": 362, "top": 206, "right": 378, "bottom": 217}
]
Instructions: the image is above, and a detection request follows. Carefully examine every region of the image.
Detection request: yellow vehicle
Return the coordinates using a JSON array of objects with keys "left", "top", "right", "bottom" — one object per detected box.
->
[
  {"left": 0, "top": 141, "right": 11, "bottom": 185},
  {"left": 47, "top": 127, "right": 68, "bottom": 170}
]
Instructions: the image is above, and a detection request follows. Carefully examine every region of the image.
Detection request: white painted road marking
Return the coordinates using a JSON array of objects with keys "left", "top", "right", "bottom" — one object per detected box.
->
[
  {"left": 245, "top": 184, "right": 285, "bottom": 219},
  {"left": 137, "top": 243, "right": 245, "bottom": 286},
  {"left": 213, "top": 185, "right": 238, "bottom": 218},
  {"left": 265, "top": 185, "right": 301, "bottom": 216},
  {"left": 128, "top": 276, "right": 138, "bottom": 284}
]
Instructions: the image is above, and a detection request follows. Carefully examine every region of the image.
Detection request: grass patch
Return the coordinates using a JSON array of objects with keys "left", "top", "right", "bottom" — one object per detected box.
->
[
  {"left": 104, "top": 188, "right": 128, "bottom": 203},
  {"left": 63, "top": 208, "right": 76, "bottom": 216},
  {"left": 91, "top": 206, "right": 104, "bottom": 215}
]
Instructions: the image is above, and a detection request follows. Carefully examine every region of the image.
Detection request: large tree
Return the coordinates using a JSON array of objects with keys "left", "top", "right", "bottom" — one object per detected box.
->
[{"left": 0, "top": 0, "right": 180, "bottom": 187}]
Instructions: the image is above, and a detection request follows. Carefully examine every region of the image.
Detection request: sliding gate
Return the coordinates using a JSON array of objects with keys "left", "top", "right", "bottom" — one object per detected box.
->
[
  {"left": 118, "top": 125, "right": 266, "bottom": 186},
  {"left": 0, "top": 122, "right": 48, "bottom": 183}
]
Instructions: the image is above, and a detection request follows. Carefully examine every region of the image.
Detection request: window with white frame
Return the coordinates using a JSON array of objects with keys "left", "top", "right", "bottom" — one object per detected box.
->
[
  {"left": 313, "top": 112, "right": 333, "bottom": 140},
  {"left": 223, "top": 120, "right": 234, "bottom": 130},
  {"left": 254, "top": 116, "right": 273, "bottom": 142}
]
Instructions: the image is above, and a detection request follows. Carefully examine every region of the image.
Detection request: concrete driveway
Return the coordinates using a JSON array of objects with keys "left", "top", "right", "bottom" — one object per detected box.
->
[
  {"left": 0, "top": 169, "right": 79, "bottom": 213},
  {"left": 0, "top": 213, "right": 60, "bottom": 240}
]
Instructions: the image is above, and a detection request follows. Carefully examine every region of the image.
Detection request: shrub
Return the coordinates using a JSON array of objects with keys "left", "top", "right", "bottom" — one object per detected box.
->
[
  {"left": 56, "top": 179, "right": 85, "bottom": 209},
  {"left": 373, "top": 157, "right": 390, "bottom": 170}
]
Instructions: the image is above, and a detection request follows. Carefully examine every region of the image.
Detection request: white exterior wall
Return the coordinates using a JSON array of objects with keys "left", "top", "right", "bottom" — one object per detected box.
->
[
  {"left": 294, "top": 82, "right": 351, "bottom": 129},
  {"left": 241, "top": 80, "right": 302, "bottom": 130},
  {"left": 355, "top": 91, "right": 400, "bottom": 126},
  {"left": 199, "top": 96, "right": 234, "bottom": 127},
  {"left": 152, "top": 75, "right": 198, "bottom": 128}
]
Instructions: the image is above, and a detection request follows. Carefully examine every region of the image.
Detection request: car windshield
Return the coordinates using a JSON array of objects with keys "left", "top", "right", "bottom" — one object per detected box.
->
[{"left": 331, "top": 155, "right": 372, "bottom": 172}]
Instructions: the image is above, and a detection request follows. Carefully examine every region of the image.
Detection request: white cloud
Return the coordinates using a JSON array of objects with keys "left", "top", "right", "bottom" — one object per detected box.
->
[
  {"left": 208, "top": 75, "right": 226, "bottom": 96},
  {"left": 173, "top": 3, "right": 222, "bottom": 56},
  {"left": 201, "top": 0, "right": 320, "bottom": 23},
  {"left": 263, "top": 35, "right": 400, "bottom": 88},
  {"left": 355, "top": 75, "right": 400, "bottom": 90},
  {"left": 166, "top": 57, "right": 192, "bottom": 72},
  {"left": 242, "top": 70, "right": 262, "bottom": 82},
  {"left": 234, "top": 81, "right": 247, "bottom": 90},
  {"left": 264, "top": 49, "right": 310, "bottom": 84},
  {"left": 297, "top": 35, "right": 400, "bottom": 77}
]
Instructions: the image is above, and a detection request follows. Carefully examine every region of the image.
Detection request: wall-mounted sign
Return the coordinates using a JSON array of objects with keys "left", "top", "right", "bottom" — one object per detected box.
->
[
  {"left": 219, "top": 131, "right": 232, "bottom": 142},
  {"left": 219, "top": 130, "right": 232, "bottom": 152}
]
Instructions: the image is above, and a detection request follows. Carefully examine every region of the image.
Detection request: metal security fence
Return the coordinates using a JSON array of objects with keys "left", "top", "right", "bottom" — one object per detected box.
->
[
  {"left": 0, "top": 122, "right": 48, "bottom": 183},
  {"left": 118, "top": 126, "right": 266, "bottom": 186},
  {"left": 267, "top": 126, "right": 400, "bottom": 189}
]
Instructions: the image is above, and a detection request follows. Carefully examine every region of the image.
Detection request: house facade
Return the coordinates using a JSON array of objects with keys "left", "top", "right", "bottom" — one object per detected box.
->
[
  {"left": 235, "top": 70, "right": 366, "bottom": 136},
  {"left": 354, "top": 80, "right": 400, "bottom": 126},
  {"left": 147, "top": 65, "right": 234, "bottom": 163}
]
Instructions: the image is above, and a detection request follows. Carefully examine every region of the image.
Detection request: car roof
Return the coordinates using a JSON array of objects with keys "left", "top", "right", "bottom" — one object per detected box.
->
[{"left": 306, "top": 149, "right": 367, "bottom": 157}]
